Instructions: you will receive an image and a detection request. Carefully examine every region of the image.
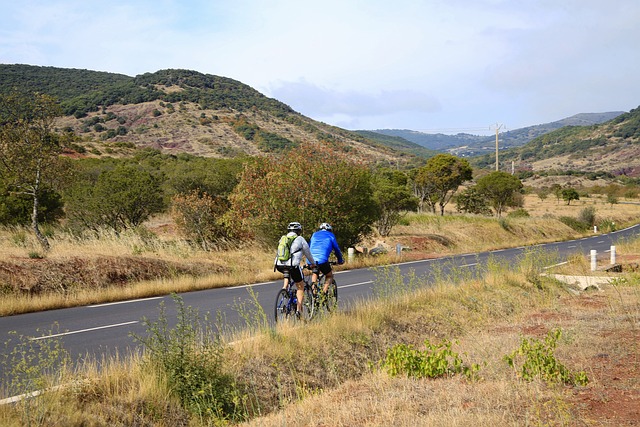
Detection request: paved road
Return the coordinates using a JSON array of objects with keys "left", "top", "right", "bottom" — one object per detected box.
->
[{"left": 1, "top": 224, "right": 639, "bottom": 398}]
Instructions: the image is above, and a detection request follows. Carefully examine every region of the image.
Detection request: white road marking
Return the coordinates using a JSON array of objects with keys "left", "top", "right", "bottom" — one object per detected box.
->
[
  {"left": 389, "top": 258, "right": 436, "bottom": 267},
  {"left": 544, "top": 261, "right": 568, "bottom": 270},
  {"left": 89, "top": 296, "right": 163, "bottom": 308},
  {"left": 0, "top": 384, "right": 66, "bottom": 405},
  {"left": 29, "top": 321, "right": 139, "bottom": 341},
  {"left": 339, "top": 281, "right": 373, "bottom": 288},
  {"left": 459, "top": 263, "right": 478, "bottom": 268}
]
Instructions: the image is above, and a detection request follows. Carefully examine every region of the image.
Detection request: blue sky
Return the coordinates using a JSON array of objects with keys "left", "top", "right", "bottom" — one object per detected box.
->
[{"left": 1, "top": 0, "right": 639, "bottom": 135}]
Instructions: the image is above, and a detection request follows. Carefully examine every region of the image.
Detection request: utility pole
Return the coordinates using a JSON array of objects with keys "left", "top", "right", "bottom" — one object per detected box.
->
[{"left": 494, "top": 123, "right": 504, "bottom": 171}]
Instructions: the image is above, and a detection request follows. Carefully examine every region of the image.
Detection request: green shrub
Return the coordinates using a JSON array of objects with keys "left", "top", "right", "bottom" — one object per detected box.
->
[
  {"left": 577, "top": 206, "right": 596, "bottom": 227},
  {"left": 1, "top": 325, "right": 71, "bottom": 402},
  {"left": 598, "top": 219, "right": 617, "bottom": 232},
  {"left": 383, "top": 338, "right": 479, "bottom": 380},
  {"left": 133, "top": 295, "right": 247, "bottom": 423},
  {"left": 504, "top": 329, "right": 588, "bottom": 386},
  {"left": 559, "top": 216, "right": 588, "bottom": 232},
  {"left": 507, "top": 208, "right": 530, "bottom": 218}
]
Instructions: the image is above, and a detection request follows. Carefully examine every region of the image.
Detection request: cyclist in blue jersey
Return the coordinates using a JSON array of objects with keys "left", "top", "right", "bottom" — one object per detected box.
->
[{"left": 309, "top": 222, "right": 344, "bottom": 297}]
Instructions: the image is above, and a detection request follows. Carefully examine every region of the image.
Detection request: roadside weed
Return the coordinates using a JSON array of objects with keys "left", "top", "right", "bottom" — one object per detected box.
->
[
  {"left": 382, "top": 338, "right": 480, "bottom": 381},
  {"left": 504, "top": 328, "right": 589, "bottom": 386}
]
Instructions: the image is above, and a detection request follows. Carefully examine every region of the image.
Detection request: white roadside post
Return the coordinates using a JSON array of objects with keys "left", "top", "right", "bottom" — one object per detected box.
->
[
  {"left": 590, "top": 249, "right": 597, "bottom": 271},
  {"left": 611, "top": 245, "right": 616, "bottom": 265},
  {"left": 348, "top": 247, "right": 355, "bottom": 263}
]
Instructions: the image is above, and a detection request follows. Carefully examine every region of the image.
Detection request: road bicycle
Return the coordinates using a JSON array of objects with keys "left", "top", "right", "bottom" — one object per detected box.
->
[
  {"left": 274, "top": 267, "right": 315, "bottom": 323},
  {"left": 307, "top": 262, "right": 338, "bottom": 315}
]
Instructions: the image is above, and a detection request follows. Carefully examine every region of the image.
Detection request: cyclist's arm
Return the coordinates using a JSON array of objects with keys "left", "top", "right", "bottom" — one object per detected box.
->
[
  {"left": 300, "top": 238, "right": 316, "bottom": 266},
  {"left": 331, "top": 235, "right": 344, "bottom": 264}
]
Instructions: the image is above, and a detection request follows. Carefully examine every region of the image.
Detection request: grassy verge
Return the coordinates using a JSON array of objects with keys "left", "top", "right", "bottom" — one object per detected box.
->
[
  {"left": 1, "top": 238, "right": 638, "bottom": 425},
  {"left": 3, "top": 194, "right": 639, "bottom": 316}
]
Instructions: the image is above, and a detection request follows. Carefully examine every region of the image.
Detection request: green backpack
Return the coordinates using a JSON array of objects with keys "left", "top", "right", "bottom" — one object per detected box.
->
[{"left": 276, "top": 234, "right": 298, "bottom": 262}]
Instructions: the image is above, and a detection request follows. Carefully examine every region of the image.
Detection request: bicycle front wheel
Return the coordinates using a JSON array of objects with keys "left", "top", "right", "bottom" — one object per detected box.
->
[
  {"left": 274, "top": 289, "right": 291, "bottom": 323},
  {"left": 325, "top": 279, "right": 338, "bottom": 312}
]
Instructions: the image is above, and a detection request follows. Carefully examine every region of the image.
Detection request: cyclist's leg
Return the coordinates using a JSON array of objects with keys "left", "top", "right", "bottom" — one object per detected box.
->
[
  {"left": 290, "top": 266, "right": 305, "bottom": 313},
  {"left": 311, "top": 265, "right": 320, "bottom": 293},
  {"left": 278, "top": 266, "right": 290, "bottom": 290},
  {"left": 324, "top": 271, "right": 333, "bottom": 293},
  {"left": 295, "top": 281, "right": 304, "bottom": 314},
  {"left": 317, "top": 262, "right": 333, "bottom": 293}
]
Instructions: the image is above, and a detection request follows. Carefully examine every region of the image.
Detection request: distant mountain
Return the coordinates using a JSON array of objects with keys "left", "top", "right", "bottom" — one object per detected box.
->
[
  {"left": 367, "top": 111, "right": 625, "bottom": 156},
  {"left": 473, "top": 106, "right": 640, "bottom": 177},
  {"left": 0, "top": 64, "right": 418, "bottom": 163},
  {"left": 353, "top": 130, "right": 438, "bottom": 158},
  {"left": 366, "top": 129, "right": 482, "bottom": 152}
]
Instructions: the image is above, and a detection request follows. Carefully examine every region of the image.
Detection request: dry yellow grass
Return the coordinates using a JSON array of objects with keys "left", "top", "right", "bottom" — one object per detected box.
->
[
  {"left": 1, "top": 226, "right": 638, "bottom": 426},
  {"left": 234, "top": 246, "right": 639, "bottom": 426}
]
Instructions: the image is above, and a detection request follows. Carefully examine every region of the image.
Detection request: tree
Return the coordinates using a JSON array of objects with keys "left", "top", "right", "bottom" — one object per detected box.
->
[
  {"left": 163, "top": 156, "right": 244, "bottom": 200},
  {"left": 412, "top": 154, "right": 472, "bottom": 216},
  {"left": 372, "top": 168, "right": 419, "bottom": 236},
  {"left": 408, "top": 167, "right": 437, "bottom": 213},
  {"left": 455, "top": 186, "right": 492, "bottom": 215},
  {"left": 64, "top": 164, "right": 165, "bottom": 232},
  {"left": 536, "top": 188, "right": 549, "bottom": 201},
  {"left": 0, "top": 92, "right": 68, "bottom": 250},
  {"left": 475, "top": 171, "right": 523, "bottom": 217},
  {"left": 561, "top": 188, "right": 580, "bottom": 205},
  {"left": 171, "top": 190, "right": 232, "bottom": 251},
  {"left": 229, "top": 144, "right": 378, "bottom": 247},
  {"left": 0, "top": 182, "right": 65, "bottom": 225}
]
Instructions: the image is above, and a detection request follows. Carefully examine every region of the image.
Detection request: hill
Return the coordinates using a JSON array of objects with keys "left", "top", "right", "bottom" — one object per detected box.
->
[
  {"left": 0, "top": 64, "right": 420, "bottom": 163},
  {"left": 369, "top": 111, "right": 624, "bottom": 156},
  {"left": 367, "top": 128, "right": 484, "bottom": 151},
  {"left": 473, "top": 106, "right": 640, "bottom": 178},
  {"left": 353, "top": 130, "right": 438, "bottom": 158}
]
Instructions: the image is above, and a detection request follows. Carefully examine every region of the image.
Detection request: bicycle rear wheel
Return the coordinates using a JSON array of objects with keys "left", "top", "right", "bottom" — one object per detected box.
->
[
  {"left": 325, "top": 279, "right": 338, "bottom": 312},
  {"left": 274, "top": 289, "right": 291, "bottom": 323},
  {"left": 303, "top": 284, "right": 315, "bottom": 320}
]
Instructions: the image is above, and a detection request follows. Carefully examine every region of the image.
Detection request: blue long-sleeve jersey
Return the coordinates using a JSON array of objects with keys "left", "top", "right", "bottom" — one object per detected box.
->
[{"left": 309, "top": 230, "right": 344, "bottom": 264}]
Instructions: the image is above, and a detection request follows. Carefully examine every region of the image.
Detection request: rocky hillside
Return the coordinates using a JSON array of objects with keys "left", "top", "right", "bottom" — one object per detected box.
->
[
  {"left": 474, "top": 106, "right": 640, "bottom": 177},
  {"left": 0, "top": 64, "right": 415, "bottom": 163}
]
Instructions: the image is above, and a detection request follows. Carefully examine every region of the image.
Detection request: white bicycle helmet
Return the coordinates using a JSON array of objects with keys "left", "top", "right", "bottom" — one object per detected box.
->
[
  {"left": 319, "top": 222, "right": 332, "bottom": 231},
  {"left": 287, "top": 222, "right": 302, "bottom": 234}
]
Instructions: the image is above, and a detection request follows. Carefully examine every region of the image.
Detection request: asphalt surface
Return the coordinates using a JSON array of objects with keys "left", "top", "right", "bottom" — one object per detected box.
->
[{"left": 1, "top": 224, "right": 639, "bottom": 399}]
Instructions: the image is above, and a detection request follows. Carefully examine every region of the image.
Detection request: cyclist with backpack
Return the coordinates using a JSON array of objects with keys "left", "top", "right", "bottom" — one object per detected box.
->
[
  {"left": 274, "top": 222, "right": 316, "bottom": 319},
  {"left": 309, "top": 222, "right": 344, "bottom": 298}
]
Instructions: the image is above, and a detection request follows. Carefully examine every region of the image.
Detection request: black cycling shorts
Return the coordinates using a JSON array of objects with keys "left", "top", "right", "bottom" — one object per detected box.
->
[
  {"left": 275, "top": 265, "right": 304, "bottom": 283},
  {"left": 316, "top": 261, "right": 333, "bottom": 275}
]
